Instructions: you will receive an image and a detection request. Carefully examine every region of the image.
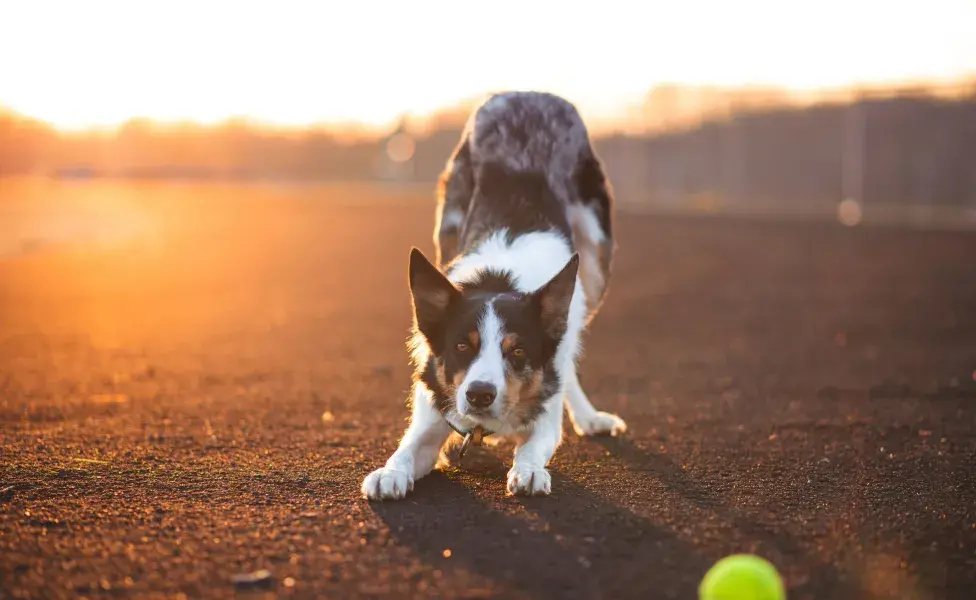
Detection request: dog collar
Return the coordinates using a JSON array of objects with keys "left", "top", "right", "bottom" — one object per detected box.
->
[{"left": 446, "top": 420, "right": 494, "bottom": 459}]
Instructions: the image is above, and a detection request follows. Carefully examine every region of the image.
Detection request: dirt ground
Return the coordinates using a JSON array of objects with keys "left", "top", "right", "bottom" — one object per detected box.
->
[{"left": 1, "top": 183, "right": 975, "bottom": 599}]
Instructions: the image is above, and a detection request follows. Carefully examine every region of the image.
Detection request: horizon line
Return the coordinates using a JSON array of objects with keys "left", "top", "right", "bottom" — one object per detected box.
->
[{"left": 4, "top": 75, "right": 974, "bottom": 137}]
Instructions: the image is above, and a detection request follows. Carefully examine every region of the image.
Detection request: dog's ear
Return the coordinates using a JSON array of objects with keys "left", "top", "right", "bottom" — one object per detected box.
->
[
  {"left": 532, "top": 253, "right": 580, "bottom": 339},
  {"left": 409, "top": 247, "right": 461, "bottom": 344}
]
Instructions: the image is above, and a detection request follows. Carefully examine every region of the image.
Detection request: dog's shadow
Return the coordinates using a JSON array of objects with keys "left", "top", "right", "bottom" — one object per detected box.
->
[
  {"left": 370, "top": 444, "right": 710, "bottom": 600},
  {"left": 370, "top": 436, "right": 865, "bottom": 600},
  {"left": 591, "top": 436, "right": 863, "bottom": 599}
]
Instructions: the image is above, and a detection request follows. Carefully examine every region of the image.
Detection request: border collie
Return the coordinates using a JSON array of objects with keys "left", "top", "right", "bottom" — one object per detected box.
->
[{"left": 362, "top": 91, "right": 626, "bottom": 500}]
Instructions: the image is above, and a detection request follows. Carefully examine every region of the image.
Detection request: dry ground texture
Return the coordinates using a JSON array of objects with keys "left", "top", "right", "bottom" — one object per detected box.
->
[{"left": 1, "top": 180, "right": 975, "bottom": 599}]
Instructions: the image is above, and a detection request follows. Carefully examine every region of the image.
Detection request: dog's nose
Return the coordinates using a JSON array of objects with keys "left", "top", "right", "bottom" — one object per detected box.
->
[{"left": 465, "top": 381, "right": 497, "bottom": 409}]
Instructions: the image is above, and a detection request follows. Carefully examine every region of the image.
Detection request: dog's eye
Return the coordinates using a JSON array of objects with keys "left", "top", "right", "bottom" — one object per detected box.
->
[
  {"left": 511, "top": 348, "right": 525, "bottom": 358},
  {"left": 456, "top": 342, "right": 469, "bottom": 352}
]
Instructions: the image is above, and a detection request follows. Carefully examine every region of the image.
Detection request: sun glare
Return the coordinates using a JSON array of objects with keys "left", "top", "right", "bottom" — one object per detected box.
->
[{"left": 2, "top": 0, "right": 974, "bottom": 133}]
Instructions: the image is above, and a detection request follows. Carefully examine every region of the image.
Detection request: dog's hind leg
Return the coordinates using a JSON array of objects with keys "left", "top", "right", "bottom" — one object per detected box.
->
[
  {"left": 362, "top": 384, "right": 452, "bottom": 501},
  {"left": 570, "top": 150, "right": 615, "bottom": 324},
  {"left": 433, "top": 138, "right": 474, "bottom": 269},
  {"left": 563, "top": 367, "right": 627, "bottom": 437}
]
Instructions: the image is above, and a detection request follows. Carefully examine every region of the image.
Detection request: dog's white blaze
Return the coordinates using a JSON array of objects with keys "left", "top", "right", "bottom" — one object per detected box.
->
[
  {"left": 456, "top": 302, "right": 507, "bottom": 417},
  {"left": 449, "top": 230, "right": 586, "bottom": 375}
]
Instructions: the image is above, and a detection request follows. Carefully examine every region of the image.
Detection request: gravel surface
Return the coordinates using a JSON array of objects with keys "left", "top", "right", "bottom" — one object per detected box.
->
[{"left": 2, "top": 187, "right": 975, "bottom": 599}]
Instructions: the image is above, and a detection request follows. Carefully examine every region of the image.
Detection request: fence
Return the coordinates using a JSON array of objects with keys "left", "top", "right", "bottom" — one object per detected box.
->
[{"left": 593, "top": 82, "right": 976, "bottom": 228}]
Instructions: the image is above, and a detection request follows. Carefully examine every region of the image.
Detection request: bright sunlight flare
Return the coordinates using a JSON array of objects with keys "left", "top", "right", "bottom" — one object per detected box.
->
[{"left": 2, "top": 0, "right": 974, "bottom": 131}]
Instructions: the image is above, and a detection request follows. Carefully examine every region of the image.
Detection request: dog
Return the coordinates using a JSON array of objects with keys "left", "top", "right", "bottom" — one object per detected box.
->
[{"left": 361, "top": 91, "right": 626, "bottom": 500}]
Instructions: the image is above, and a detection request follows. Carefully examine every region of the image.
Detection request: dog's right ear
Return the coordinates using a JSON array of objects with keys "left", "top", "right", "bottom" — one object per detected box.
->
[
  {"left": 409, "top": 247, "right": 460, "bottom": 344},
  {"left": 533, "top": 252, "right": 580, "bottom": 338}
]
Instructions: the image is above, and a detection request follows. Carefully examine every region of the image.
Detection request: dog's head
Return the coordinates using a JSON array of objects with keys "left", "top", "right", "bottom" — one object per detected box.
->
[{"left": 408, "top": 247, "right": 578, "bottom": 426}]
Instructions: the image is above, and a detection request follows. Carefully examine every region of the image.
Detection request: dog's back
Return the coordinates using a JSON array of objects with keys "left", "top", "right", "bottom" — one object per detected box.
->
[
  {"left": 434, "top": 91, "right": 616, "bottom": 320},
  {"left": 466, "top": 91, "right": 591, "bottom": 187}
]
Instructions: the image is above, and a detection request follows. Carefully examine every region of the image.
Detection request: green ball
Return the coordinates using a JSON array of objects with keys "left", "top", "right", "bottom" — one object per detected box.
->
[{"left": 699, "top": 554, "right": 786, "bottom": 600}]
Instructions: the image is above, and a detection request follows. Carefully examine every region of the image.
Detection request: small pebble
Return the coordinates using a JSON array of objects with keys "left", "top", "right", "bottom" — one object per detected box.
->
[{"left": 231, "top": 569, "right": 273, "bottom": 588}]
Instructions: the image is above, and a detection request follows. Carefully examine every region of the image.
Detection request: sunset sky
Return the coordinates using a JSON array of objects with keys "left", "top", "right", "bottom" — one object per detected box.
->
[{"left": 3, "top": 0, "right": 974, "bottom": 131}]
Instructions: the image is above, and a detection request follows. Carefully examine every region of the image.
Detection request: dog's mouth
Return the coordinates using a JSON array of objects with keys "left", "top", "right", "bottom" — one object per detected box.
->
[
  {"left": 449, "top": 402, "right": 503, "bottom": 426},
  {"left": 460, "top": 403, "right": 496, "bottom": 417}
]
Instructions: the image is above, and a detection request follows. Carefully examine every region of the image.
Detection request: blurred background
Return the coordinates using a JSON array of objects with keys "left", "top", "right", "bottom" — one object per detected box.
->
[{"left": 2, "top": 0, "right": 976, "bottom": 257}]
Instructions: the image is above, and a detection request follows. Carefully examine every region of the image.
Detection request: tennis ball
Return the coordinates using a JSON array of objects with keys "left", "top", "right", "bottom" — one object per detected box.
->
[{"left": 699, "top": 554, "right": 786, "bottom": 600}]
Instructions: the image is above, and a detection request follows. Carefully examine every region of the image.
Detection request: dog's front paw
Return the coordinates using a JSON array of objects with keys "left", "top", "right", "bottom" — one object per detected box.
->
[
  {"left": 574, "top": 411, "right": 627, "bottom": 437},
  {"left": 361, "top": 467, "right": 413, "bottom": 501},
  {"left": 507, "top": 464, "right": 551, "bottom": 496}
]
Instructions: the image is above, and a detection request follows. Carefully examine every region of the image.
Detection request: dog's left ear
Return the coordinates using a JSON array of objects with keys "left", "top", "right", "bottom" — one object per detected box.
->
[
  {"left": 409, "top": 247, "right": 461, "bottom": 345},
  {"left": 532, "top": 253, "right": 580, "bottom": 339}
]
